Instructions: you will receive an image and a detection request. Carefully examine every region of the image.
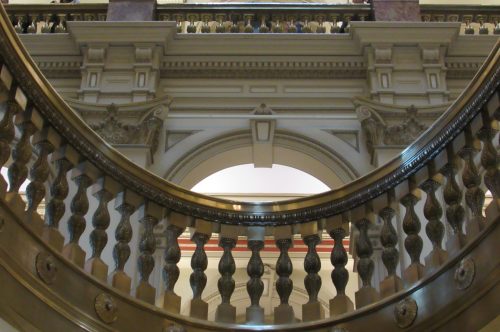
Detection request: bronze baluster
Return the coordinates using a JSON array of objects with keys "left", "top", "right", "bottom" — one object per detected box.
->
[
  {"left": 109, "top": 190, "right": 142, "bottom": 294},
  {"left": 85, "top": 177, "right": 120, "bottom": 281}
]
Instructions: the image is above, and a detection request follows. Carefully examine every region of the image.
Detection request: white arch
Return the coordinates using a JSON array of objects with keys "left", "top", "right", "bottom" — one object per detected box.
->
[{"left": 165, "top": 131, "right": 360, "bottom": 189}]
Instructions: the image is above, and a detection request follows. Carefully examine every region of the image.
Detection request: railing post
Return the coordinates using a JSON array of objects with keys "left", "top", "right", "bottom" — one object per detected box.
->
[
  {"left": 0, "top": 81, "right": 21, "bottom": 179},
  {"left": 6, "top": 107, "right": 43, "bottom": 214},
  {"left": 215, "top": 224, "right": 238, "bottom": 323},
  {"left": 85, "top": 176, "right": 121, "bottom": 281},
  {"left": 135, "top": 200, "right": 162, "bottom": 304},
  {"left": 246, "top": 226, "right": 265, "bottom": 325},
  {"left": 301, "top": 221, "right": 324, "bottom": 321},
  {"left": 273, "top": 225, "right": 295, "bottom": 324},
  {"left": 399, "top": 177, "right": 424, "bottom": 285},
  {"left": 63, "top": 161, "right": 100, "bottom": 268},
  {"left": 375, "top": 190, "right": 403, "bottom": 298},
  {"left": 477, "top": 108, "right": 499, "bottom": 212},
  {"left": 42, "top": 145, "right": 79, "bottom": 251},
  {"left": 26, "top": 127, "right": 60, "bottom": 221},
  {"left": 326, "top": 213, "right": 354, "bottom": 317},
  {"left": 109, "top": 189, "right": 142, "bottom": 294},
  {"left": 352, "top": 204, "right": 380, "bottom": 308},
  {"left": 189, "top": 219, "right": 211, "bottom": 320},
  {"left": 458, "top": 125, "right": 485, "bottom": 240},
  {"left": 163, "top": 211, "right": 187, "bottom": 314},
  {"left": 440, "top": 145, "right": 466, "bottom": 255},
  {"left": 420, "top": 162, "right": 448, "bottom": 273}
]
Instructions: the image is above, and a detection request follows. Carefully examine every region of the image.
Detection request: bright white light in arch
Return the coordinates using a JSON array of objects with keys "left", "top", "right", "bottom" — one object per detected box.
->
[{"left": 191, "top": 164, "right": 330, "bottom": 195}]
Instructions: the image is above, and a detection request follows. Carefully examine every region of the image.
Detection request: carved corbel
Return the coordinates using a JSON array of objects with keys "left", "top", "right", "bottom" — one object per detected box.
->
[{"left": 356, "top": 105, "right": 385, "bottom": 162}]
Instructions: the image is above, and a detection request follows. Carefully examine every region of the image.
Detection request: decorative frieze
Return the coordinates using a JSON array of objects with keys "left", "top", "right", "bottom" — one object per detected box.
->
[{"left": 160, "top": 60, "right": 366, "bottom": 79}]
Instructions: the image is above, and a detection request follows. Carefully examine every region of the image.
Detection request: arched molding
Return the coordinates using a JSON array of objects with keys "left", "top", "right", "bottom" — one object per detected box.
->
[{"left": 164, "top": 130, "right": 361, "bottom": 190}]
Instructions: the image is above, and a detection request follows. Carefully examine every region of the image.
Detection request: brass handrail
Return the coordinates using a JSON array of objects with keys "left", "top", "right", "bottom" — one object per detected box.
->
[{"left": 0, "top": 2, "right": 499, "bottom": 226}]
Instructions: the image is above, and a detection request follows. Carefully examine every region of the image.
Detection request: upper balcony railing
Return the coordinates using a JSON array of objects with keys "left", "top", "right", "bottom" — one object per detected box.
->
[
  {"left": 3, "top": 2, "right": 500, "bottom": 34},
  {"left": 0, "top": 1, "right": 499, "bottom": 331}
]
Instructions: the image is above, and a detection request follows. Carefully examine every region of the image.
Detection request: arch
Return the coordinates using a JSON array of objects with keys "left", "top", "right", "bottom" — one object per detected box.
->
[{"left": 165, "top": 131, "right": 360, "bottom": 189}]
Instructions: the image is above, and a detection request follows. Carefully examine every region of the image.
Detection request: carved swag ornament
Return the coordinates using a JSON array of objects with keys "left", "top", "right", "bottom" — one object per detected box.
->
[
  {"left": 354, "top": 98, "right": 450, "bottom": 163},
  {"left": 357, "top": 104, "right": 427, "bottom": 153},
  {"left": 91, "top": 103, "right": 163, "bottom": 152},
  {"left": 69, "top": 97, "right": 170, "bottom": 159}
]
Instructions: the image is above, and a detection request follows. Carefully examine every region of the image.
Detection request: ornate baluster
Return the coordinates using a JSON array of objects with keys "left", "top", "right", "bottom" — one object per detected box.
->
[
  {"left": 136, "top": 201, "right": 162, "bottom": 304},
  {"left": 85, "top": 176, "right": 120, "bottom": 281},
  {"left": 400, "top": 186, "right": 424, "bottom": 284},
  {"left": 0, "top": 85, "right": 22, "bottom": 194},
  {"left": 42, "top": 146, "right": 77, "bottom": 250},
  {"left": 327, "top": 213, "right": 353, "bottom": 317},
  {"left": 0, "top": 86, "right": 22, "bottom": 172},
  {"left": 63, "top": 162, "right": 99, "bottom": 268},
  {"left": 215, "top": 225, "right": 237, "bottom": 323},
  {"left": 459, "top": 126, "right": 485, "bottom": 240},
  {"left": 246, "top": 226, "right": 265, "bottom": 324},
  {"left": 8, "top": 107, "right": 43, "bottom": 194},
  {"left": 301, "top": 222, "right": 324, "bottom": 321},
  {"left": 441, "top": 146, "right": 466, "bottom": 254},
  {"left": 274, "top": 226, "right": 295, "bottom": 324},
  {"left": 163, "top": 212, "right": 187, "bottom": 314},
  {"left": 189, "top": 219, "right": 211, "bottom": 319},
  {"left": 27, "top": 14, "right": 37, "bottom": 34},
  {"left": 24, "top": 126, "right": 59, "bottom": 234},
  {"left": 379, "top": 205, "right": 403, "bottom": 298},
  {"left": 14, "top": 15, "right": 24, "bottom": 34},
  {"left": 420, "top": 165, "right": 448, "bottom": 273},
  {"left": 26, "top": 127, "right": 59, "bottom": 214},
  {"left": 40, "top": 14, "right": 51, "bottom": 33},
  {"left": 353, "top": 205, "right": 379, "bottom": 308},
  {"left": 109, "top": 190, "right": 142, "bottom": 294},
  {"left": 54, "top": 14, "right": 66, "bottom": 33},
  {"left": 477, "top": 108, "right": 499, "bottom": 206}
]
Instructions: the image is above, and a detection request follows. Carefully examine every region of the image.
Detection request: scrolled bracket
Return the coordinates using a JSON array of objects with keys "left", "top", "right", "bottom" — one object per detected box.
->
[
  {"left": 394, "top": 297, "right": 418, "bottom": 328},
  {"left": 454, "top": 257, "right": 475, "bottom": 290},
  {"left": 95, "top": 293, "right": 118, "bottom": 324},
  {"left": 35, "top": 252, "right": 57, "bottom": 285}
]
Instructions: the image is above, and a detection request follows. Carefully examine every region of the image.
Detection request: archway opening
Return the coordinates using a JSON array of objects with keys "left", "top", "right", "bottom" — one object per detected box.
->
[{"left": 191, "top": 164, "right": 330, "bottom": 202}]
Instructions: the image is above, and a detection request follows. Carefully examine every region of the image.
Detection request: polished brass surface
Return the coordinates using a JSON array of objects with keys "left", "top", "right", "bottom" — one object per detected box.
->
[{"left": 0, "top": 3, "right": 499, "bottom": 225}]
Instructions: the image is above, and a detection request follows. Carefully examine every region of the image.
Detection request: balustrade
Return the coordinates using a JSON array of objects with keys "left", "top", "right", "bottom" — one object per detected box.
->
[
  {"left": 0, "top": 2, "right": 499, "bottom": 330},
  {"left": 5, "top": 3, "right": 500, "bottom": 35}
]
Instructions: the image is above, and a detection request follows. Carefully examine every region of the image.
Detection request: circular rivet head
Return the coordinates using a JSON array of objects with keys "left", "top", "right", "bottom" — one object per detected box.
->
[
  {"left": 35, "top": 252, "right": 57, "bottom": 284},
  {"left": 394, "top": 297, "right": 418, "bottom": 328},
  {"left": 454, "top": 257, "right": 475, "bottom": 290},
  {"left": 95, "top": 293, "right": 117, "bottom": 324}
]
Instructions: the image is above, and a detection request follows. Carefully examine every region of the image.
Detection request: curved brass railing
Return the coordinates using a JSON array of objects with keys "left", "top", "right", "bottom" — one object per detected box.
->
[
  {"left": 1, "top": 6, "right": 499, "bottom": 226},
  {"left": 0, "top": 1, "right": 499, "bottom": 331}
]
